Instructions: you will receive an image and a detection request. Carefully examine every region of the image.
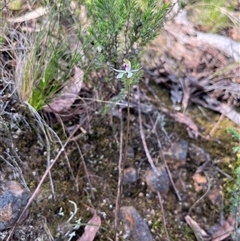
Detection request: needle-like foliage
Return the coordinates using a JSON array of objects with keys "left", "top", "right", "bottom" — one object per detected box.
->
[{"left": 85, "top": 0, "right": 170, "bottom": 79}]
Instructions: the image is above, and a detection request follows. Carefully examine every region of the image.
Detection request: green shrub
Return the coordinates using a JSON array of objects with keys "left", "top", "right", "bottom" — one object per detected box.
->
[
  {"left": 85, "top": 0, "right": 170, "bottom": 81},
  {"left": 12, "top": 0, "right": 170, "bottom": 111}
]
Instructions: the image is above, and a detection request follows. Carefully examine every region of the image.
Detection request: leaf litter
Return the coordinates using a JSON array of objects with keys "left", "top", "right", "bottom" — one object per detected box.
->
[
  {"left": 43, "top": 66, "right": 84, "bottom": 114},
  {"left": 77, "top": 208, "right": 101, "bottom": 241}
]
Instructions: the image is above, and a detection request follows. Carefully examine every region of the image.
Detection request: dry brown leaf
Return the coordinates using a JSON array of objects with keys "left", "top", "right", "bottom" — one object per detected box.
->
[
  {"left": 77, "top": 212, "right": 101, "bottom": 241},
  {"left": 185, "top": 215, "right": 211, "bottom": 241},
  {"left": 43, "top": 66, "right": 84, "bottom": 113},
  {"left": 8, "top": 7, "right": 49, "bottom": 23},
  {"left": 211, "top": 215, "right": 235, "bottom": 241}
]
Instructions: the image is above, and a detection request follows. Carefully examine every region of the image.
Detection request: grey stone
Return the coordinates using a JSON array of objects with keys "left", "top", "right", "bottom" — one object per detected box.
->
[
  {"left": 120, "top": 206, "right": 153, "bottom": 241},
  {"left": 145, "top": 165, "right": 170, "bottom": 195}
]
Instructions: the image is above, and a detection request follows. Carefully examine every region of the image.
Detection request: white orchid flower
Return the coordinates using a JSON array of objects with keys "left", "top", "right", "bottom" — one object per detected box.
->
[{"left": 112, "top": 59, "right": 140, "bottom": 79}]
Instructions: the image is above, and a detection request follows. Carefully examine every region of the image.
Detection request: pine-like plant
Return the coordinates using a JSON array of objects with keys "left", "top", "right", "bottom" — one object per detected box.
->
[{"left": 85, "top": 0, "right": 170, "bottom": 80}]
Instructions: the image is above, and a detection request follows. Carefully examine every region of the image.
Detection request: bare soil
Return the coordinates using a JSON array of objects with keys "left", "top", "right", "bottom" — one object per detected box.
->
[
  {"left": 1, "top": 1, "right": 240, "bottom": 240},
  {"left": 0, "top": 74, "right": 239, "bottom": 241}
]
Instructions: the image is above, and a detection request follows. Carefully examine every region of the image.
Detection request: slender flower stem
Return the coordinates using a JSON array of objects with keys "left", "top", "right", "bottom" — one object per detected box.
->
[
  {"left": 112, "top": 60, "right": 139, "bottom": 240},
  {"left": 114, "top": 79, "right": 131, "bottom": 240}
]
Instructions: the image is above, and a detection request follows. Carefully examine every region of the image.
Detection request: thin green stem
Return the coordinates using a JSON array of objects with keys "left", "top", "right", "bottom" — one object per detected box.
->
[
  {"left": 114, "top": 80, "right": 131, "bottom": 240},
  {"left": 125, "top": 83, "right": 131, "bottom": 161}
]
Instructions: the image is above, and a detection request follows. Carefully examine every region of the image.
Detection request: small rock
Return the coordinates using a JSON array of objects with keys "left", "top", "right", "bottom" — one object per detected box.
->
[
  {"left": 123, "top": 167, "right": 138, "bottom": 184},
  {"left": 163, "top": 139, "right": 188, "bottom": 169},
  {"left": 188, "top": 143, "right": 210, "bottom": 164},
  {"left": 208, "top": 187, "right": 223, "bottom": 206},
  {"left": 127, "top": 146, "right": 135, "bottom": 159},
  {"left": 120, "top": 206, "right": 153, "bottom": 241},
  {"left": 138, "top": 192, "right": 144, "bottom": 198},
  {"left": 192, "top": 173, "right": 207, "bottom": 192},
  {"left": 0, "top": 181, "right": 30, "bottom": 231},
  {"left": 145, "top": 165, "right": 170, "bottom": 195}
]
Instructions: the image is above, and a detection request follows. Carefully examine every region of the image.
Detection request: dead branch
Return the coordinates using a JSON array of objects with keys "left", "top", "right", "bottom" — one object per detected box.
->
[
  {"left": 150, "top": 116, "right": 182, "bottom": 201},
  {"left": 157, "top": 192, "right": 171, "bottom": 241},
  {"left": 165, "top": 1, "right": 240, "bottom": 61},
  {"left": 137, "top": 85, "right": 160, "bottom": 176}
]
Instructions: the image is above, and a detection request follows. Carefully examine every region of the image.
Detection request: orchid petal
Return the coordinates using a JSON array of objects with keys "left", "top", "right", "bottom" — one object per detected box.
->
[
  {"left": 123, "top": 59, "right": 131, "bottom": 72},
  {"left": 131, "top": 69, "right": 140, "bottom": 73},
  {"left": 127, "top": 71, "right": 133, "bottom": 78},
  {"left": 116, "top": 72, "right": 125, "bottom": 78},
  {"left": 112, "top": 68, "right": 126, "bottom": 73}
]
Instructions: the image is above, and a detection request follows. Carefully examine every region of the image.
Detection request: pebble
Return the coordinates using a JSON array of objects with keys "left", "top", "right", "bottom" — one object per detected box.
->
[
  {"left": 123, "top": 167, "right": 138, "bottom": 184},
  {"left": 120, "top": 206, "right": 153, "bottom": 241},
  {"left": 163, "top": 139, "right": 188, "bottom": 169},
  {"left": 145, "top": 165, "right": 170, "bottom": 195},
  {"left": 0, "top": 181, "right": 30, "bottom": 231},
  {"left": 188, "top": 143, "right": 210, "bottom": 164}
]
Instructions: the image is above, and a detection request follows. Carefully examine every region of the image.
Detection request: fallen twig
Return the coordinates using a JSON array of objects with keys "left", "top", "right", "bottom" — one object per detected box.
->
[
  {"left": 157, "top": 192, "right": 171, "bottom": 241},
  {"left": 150, "top": 116, "right": 182, "bottom": 201},
  {"left": 137, "top": 85, "right": 160, "bottom": 176},
  {"left": 188, "top": 171, "right": 212, "bottom": 216},
  {"left": 74, "top": 141, "right": 95, "bottom": 200}
]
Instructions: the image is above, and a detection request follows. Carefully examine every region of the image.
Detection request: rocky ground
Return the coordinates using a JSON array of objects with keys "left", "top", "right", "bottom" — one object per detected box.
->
[
  {"left": 0, "top": 59, "right": 239, "bottom": 241},
  {"left": 0, "top": 1, "right": 240, "bottom": 241}
]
